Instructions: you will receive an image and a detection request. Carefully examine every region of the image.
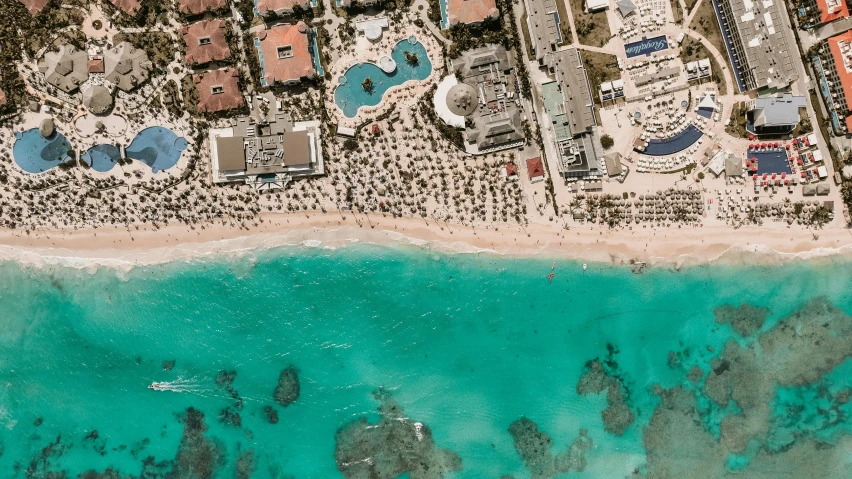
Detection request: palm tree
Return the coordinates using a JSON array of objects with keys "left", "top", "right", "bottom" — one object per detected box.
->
[
  {"left": 403, "top": 50, "right": 419, "bottom": 65},
  {"left": 362, "top": 77, "right": 373, "bottom": 91}
]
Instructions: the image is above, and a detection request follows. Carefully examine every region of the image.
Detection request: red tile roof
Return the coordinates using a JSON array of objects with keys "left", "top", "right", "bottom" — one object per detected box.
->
[
  {"left": 446, "top": 0, "right": 498, "bottom": 26},
  {"left": 526, "top": 157, "right": 544, "bottom": 179},
  {"left": 179, "top": 0, "right": 227, "bottom": 15},
  {"left": 108, "top": 0, "right": 142, "bottom": 15},
  {"left": 255, "top": 23, "right": 315, "bottom": 86},
  {"left": 17, "top": 0, "right": 49, "bottom": 15},
  {"left": 256, "top": 0, "right": 310, "bottom": 13},
  {"left": 828, "top": 31, "right": 852, "bottom": 129},
  {"left": 183, "top": 20, "right": 232, "bottom": 66},
  {"left": 88, "top": 59, "right": 105, "bottom": 73},
  {"left": 506, "top": 161, "right": 518, "bottom": 177},
  {"left": 193, "top": 68, "right": 244, "bottom": 113},
  {"left": 817, "top": 0, "right": 849, "bottom": 24}
]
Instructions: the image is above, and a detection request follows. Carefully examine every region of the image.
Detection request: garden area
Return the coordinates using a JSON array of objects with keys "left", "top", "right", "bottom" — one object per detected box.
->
[
  {"left": 688, "top": 0, "right": 727, "bottom": 67},
  {"left": 114, "top": 32, "right": 176, "bottom": 68},
  {"left": 581, "top": 51, "right": 619, "bottom": 106},
  {"left": 568, "top": 0, "right": 611, "bottom": 47},
  {"left": 678, "top": 36, "right": 727, "bottom": 95}
]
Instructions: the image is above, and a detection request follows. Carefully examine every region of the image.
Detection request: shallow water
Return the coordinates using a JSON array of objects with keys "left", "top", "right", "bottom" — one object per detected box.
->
[{"left": 2, "top": 245, "right": 852, "bottom": 478}]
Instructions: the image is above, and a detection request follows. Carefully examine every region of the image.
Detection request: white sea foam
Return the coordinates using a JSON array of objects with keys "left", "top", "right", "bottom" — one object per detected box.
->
[{"left": 1, "top": 224, "right": 851, "bottom": 273}]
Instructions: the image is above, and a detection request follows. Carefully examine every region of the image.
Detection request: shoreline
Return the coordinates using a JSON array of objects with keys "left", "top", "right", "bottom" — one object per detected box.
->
[{"left": 2, "top": 211, "right": 852, "bottom": 270}]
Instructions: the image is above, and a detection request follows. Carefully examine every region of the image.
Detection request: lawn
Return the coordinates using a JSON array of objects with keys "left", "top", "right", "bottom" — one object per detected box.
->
[
  {"left": 688, "top": 0, "right": 728, "bottom": 69},
  {"left": 684, "top": 0, "right": 699, "bottom": 14},
  {"left": 670, "top": 0, "right": 683, "bottom": 24},
  {"left": 520, "top": 8, "right": 535, "bottom": 58},
  {"left": 679, "top": 36, "right": 727, "bottom": 95},
  {"left": 580, "top": 50, "right": 620, "bottom": 105},
  {"left": 568, "top": 0, "right": 611, "bottom": 47},
  {"left": 555, "top": 0, "right": 575, "bottom": 44}
]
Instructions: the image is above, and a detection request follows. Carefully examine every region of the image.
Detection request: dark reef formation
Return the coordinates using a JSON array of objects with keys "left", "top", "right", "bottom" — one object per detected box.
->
[
  {"left": 273, "top": 367, "right": 300, "bottom": 407},
  {"left": 334, "top": 388, "right": 462, "bottom": 478},
  {"left": 576, "top": 354, "right": 635, "bottom": 436},
  {"left": 263, "top": 405, "right": 279, "bottom": 424},
  {"left": 235, "top": 450, "right": 254, "bottom": 479},
  {"left": 713, "top": 303, "right": 770, "bottom": 337},
  {"left": 171, "top": 407, "right": 226, "bottom": 479},
  {"left": 507, "top": 418, "right": 592, "bottom": 478},
  {"left": 641, "top": 297, "right": 852, "bottom": 477}
]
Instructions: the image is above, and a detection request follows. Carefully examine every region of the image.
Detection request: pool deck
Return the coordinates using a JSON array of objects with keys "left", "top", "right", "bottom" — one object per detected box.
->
[{"left": 327, "top": 25, "right": 443, "bottom": 127}]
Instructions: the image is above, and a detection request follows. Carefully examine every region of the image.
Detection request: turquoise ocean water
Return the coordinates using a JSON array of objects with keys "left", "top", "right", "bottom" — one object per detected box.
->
[{"left": 3, "top": 245, "right": 852, "bottom": 478}]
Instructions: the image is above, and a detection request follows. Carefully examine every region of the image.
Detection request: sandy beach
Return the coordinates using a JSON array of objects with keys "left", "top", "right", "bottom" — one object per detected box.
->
[{"left": 2, "top": 210, "right": 851, "bottom": 270}]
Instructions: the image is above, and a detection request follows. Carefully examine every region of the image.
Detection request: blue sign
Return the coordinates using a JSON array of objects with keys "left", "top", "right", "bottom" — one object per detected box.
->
[{"left": 624, "top": 35, "right": 669, "bottom": 58}]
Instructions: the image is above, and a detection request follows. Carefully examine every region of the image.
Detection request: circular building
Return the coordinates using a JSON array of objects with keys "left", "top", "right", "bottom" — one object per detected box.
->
[
  {"left": 446, "top": 83, "right": 477, "bottom": 117},
  {"left": 82, "top": 85, "right": 114, "bottom": 115}
]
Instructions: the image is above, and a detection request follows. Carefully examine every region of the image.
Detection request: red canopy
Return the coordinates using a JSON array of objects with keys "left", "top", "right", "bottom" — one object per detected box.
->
[
  {"left": 763, "top": 173, "right": 768, "bottom": 179},
  {"left": 749, "top": 135, "right": 755, "bottom": 140},
  {"left": 781, "top": 172, "right": 786, "bottom": 178},
  {"left": 793, "top": 139, "right": 799, "bottom": 145},
  {"left": 772, "top": 173, "right": 777, "bottom": 178},
  {"left": 753, "top": 174, "right": 758, "bottom": 180},
  {"left": 785, "top": 180, "right": 790, "bottom": 185},
  {"left": 774, "top": 142, "right": 779, "bottom": 147},
  {"left": 801, "top": 172, "right": 807, "bottom": 177}
]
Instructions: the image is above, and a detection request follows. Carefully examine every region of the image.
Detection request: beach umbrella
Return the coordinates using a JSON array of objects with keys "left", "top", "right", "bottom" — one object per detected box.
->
[
  {"left": 753, "top": 174, "right": 758, "bottom": 181},
  {"left": 785, "top": 180, "right": 790, "bottom": 185},
  {"left": 749, "top": 135, "right": 755, "bottom": 140},
  {"left": 785, "top": 144, "right": 790, "bottom": 150},
  {"left": 781, "top": 173, "right": 786, "bottom": 178},
  {"left": 772, "top": 173, "right": 777, "bottom": 179},
  {"left": 774, "top": 142, "right": 779, "bottom": 148}
]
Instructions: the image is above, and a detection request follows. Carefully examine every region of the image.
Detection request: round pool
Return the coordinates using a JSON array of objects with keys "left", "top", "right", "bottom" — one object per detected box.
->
[
  {"left": 334, "top": 38, "right": 432, "bottom": 118},
  {"left": 126, "top": 127, "right": 185, "bottom": 173},
  {"left": 81, "top": 144, "right": 121, "bottom": 172},
  {"left": 13, "top": 128, "right": 72, "bottom": 174}
]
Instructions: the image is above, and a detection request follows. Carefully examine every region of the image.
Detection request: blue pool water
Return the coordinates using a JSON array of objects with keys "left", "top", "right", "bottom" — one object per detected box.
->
[
  {"left": 640, "top": 124, "right": 703, "bottom": 156},
  {"left": 13, "top": 128, "right": 72, "bottom": 174},
  {"left": 624, "top": 35, "right": 669, "bottom": 58},
  {"left": 748, "top": 148, "right": 792, "bottom": 175},
  {"left": 4, "top": 246, "right": 852, "bottom": 477},
  {"left": 334, "top": 38, "right": 432, "bottom": 118},
  {"left": 126, "top": 127, "right": 187, "bottom": 173},
  {"left": 81, "top": 144, "right": 121, "bottom": 173}
]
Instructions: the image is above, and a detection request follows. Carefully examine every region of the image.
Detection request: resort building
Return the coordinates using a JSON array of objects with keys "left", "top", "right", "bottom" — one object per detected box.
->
[
  {"left": 443, "top": 0, "right": 499, "bottom": 28},
  {"left": 209, "top": 106, "right": 324, "bottom": 190},
  {"left": 434, "top": 45, "right": 526, "bottom": 154},
  {"left": 108, "top": 0, "right": 142, "bottom": 15},
  {"left": 255, "top": 23, "right": 316, "bottom": 87},
  {"left": 586, "top": 0, "right": 608, "bottom": 11},
  {"left": 179, "top": 0, "right": 228, "bottom": 16},
  {"left": 817, "top": 31, "right": 852, "bottom": 133},
  {"left": 183, "top": 20, "right": 232, "bottom": 66},
  {"left": 82, "top": 85, "right": 114, "bottom": 115},
  {"left": 541, "top": 48, "right": 604, "bottom": 179},
  {"left": 38, "top": 44, "right": 89, "bottom": 93},
  {"left": 685, "top": 59, "right": 712, "bottom": 82},
  {"left": 104, "top": 42, "right": 153, "bottom": 91},
  {"left": 526, "top": 157, "right": 545, "bottom": 182},
  {"left": 524, "top": 0, "right": 563, "bottom": 64},
  {"left": 193, "top": 69, "right": 244, "bottom": 113},
  {"left": 255, "top": 0, "right": 311, "bottom": 15},
  {"left": 711, "top": 0, "right": 797, "bottom": 91},
  {"left": 17, "top": 0, "right": 48, "bottom": 15},
  {"left": 811, "top": 0, "right": 849, "bottom": 25},
  {"left": 599, "top": 79, "right": 625, "bottom": 103},
  {"left": 745, "top": 93, "right": 806, "bottom": 135},
  {"left": 615, "top": 0, "right": 636, "bottom": 17}
]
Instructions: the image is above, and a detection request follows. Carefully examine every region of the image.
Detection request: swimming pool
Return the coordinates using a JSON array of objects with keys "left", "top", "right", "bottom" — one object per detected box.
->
[
  {"left": 81, "top": 144, "right": 121, "bottom": 173},
  {"left": 126, "top": 127, "right": 187, "bottom": 173},
  {"left": 13, "top": 128, "right": 72, "bottom": 174},
  {"left": 334, "top": 38, "right": 432, "bottom": 118}
]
